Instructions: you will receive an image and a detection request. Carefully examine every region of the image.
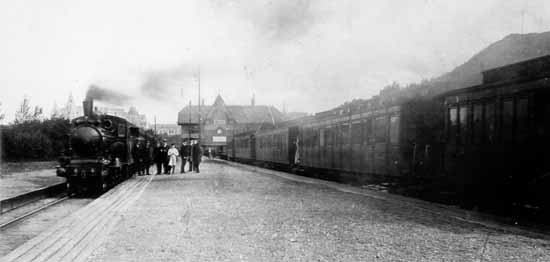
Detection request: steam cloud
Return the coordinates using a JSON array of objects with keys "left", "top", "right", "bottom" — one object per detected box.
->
[
  {"left": 139, "top": 66, "right": 197, "bottom": 101},
  {"left": 85, "top": 84, "right": 132, "bottom": 105}
]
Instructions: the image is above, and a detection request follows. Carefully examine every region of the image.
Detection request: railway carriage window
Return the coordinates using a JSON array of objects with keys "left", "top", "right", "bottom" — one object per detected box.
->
[
  {"left": 351, "top": 123, "right": 362, "bottom": 144},
  {"left": 363, "top": 119, "right": 372, "bottom": 143},
  {"left": 459, "top": 106, "right": 468, "bottom": 144},
  {"left": 341, "top": 124, "right": 350, "bottom": 144},
  {"left": 516, "top": 98, "right": 529, "bottom": 142},
  {"left": 320, "top": 129, "right": 325, "bottom": 146},
  {"left": 448, "top": 107, "right": 458, "bottom": 143},
  {"left": 326, "top": 128, "right": 333, "bottom": 146},
  {"left": 472, "top": 104, "right": 483, "bottom": 144},
  {"left": 485, "top": 102, "right": 496, "bottom": 143},
  {"left": 389, "top": 116, "right": 400, "bottom": 144},
  {"left": 502, "top": 99, "right": 514, "bottom": 142},
  {"left": 374, "top": 116, "right": 387, "bottom": 142}
]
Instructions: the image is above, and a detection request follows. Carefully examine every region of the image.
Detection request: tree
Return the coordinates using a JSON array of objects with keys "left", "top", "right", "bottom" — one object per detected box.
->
[
  {"left": 32, "top": 105, "right": 43, "bottom": 121},
  {"left": 0, "top": 101, "right": 5, "bottom": 122},
  {"left": 65, "top": 93, "right": 74, "bottom": 120},
  {"left": 14, "top": 97, "right": 32, "bottom": 124},
  {"left": 51, "top": 101, "right": 61, "bottom": 119}
]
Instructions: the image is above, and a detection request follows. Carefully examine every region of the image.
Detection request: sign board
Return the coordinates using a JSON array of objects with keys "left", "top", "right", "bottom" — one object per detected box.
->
[{"left": 212, "top": 136, "right": 227, "bottom": 143}]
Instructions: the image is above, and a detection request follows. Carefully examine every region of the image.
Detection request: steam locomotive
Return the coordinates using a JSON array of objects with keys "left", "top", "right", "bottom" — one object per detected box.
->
[
  {"left": 56, "top": 100, "right": 155, "bottom": 194},
  {"left": 229, "top": 55, "right": 550, "bottom": 218}
]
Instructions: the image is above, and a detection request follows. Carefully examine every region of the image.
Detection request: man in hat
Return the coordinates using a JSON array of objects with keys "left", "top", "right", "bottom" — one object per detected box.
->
[
  {"left": 144, "top": 140, "right": 153, "bottom": 175},
  {"left": 153, "top": 139, "right": 169, "bottom": 175},
  {"left": 179, "top": 141, "right": 190, "bottom": 174},
  {"left": 191, "top": 140, "right": 203, "bottom": 173},
  {"left": 161, "top": 139, "right": 170, "bottom": 174}
]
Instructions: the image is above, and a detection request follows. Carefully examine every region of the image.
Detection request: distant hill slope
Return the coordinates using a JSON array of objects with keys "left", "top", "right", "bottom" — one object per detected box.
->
[
  {"left": 434, "top": 31, "right": 550, "bottom": 91},
  {"left": 335, "top": 31, "right": 550, "bottom": 111}
]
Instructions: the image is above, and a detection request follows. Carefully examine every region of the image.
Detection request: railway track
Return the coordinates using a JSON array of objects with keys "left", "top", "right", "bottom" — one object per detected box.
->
[{"left": 0, "top": 195, "right": 69, "bottom": 230}]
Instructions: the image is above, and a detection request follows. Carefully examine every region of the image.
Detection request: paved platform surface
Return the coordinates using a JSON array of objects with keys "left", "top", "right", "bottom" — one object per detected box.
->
[
  {"left": 0, "top": 168, "right": 65, "bottom": 201},
  {"left": 3, "top": 160, "right": 550, "bottom": 261}
]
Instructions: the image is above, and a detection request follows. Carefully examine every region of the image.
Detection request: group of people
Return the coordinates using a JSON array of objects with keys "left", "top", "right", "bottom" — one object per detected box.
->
[
  {"left": 132, "top": 139, "right": 203, "bottom": 175},
  {"left": 154, "top": 139, "right": 203, "bottom": 175}
]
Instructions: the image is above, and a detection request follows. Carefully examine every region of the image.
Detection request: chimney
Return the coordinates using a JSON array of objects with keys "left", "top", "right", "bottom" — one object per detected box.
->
[
  {"left": 83, "top": 99, "right": 94, "bottom": 117},
  {"left": 251, "top": 93, "right": 255, "bottom": 106}
]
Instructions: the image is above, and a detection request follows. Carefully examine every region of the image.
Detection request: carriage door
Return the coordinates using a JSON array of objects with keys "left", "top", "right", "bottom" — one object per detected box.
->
[
  {"left": 288, "top": 126, "right": 300, "bottom": 164},
  {"left": 534, "top": 92, "right": 550, "bottom": 171},
  {"left": 250, "top": 135, "right": 256, "bottom": 160}
]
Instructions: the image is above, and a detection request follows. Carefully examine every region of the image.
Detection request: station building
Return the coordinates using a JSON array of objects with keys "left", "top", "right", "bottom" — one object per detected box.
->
[{"left": 177, "top": 95, "right": 284, "bottom": 155}]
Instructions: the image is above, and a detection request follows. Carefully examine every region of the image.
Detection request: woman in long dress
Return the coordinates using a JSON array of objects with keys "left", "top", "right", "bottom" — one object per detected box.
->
[{"left": 167, "top": 144, "right": 179, "bottom": 174}]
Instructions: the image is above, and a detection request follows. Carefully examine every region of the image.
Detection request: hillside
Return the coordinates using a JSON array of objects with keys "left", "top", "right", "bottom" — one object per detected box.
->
[{"left": 434, "top": 31, "right": 550, "bottom": 91}]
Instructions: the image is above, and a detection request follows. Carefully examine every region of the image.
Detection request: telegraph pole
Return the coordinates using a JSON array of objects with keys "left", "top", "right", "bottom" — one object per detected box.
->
[
  {"left": 198, "top": 66, "right": 201, "bottom": 146},
  {"left": 188, "top": 100, "right": 191, "bottom": 143}
]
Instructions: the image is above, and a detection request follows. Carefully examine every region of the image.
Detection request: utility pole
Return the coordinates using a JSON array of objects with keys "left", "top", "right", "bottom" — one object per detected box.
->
[
  {"left": 188, "top": 100, "right": 191, "bottom": 143},
  {"left": 198, "top": 66, "right": 201, "bottom": 147},
  {"left": 154, "top": 115, "right": 157, "bottom": 134}
]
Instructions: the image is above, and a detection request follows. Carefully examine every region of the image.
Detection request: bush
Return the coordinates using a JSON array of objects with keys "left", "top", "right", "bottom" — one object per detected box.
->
[{"left": 1, "top": 118, "right": 70, "bottom": 160}]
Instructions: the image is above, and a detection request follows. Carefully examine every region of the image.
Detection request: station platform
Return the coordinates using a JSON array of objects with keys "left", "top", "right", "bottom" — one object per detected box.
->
[
  {"left": 2, "top": 160, "right": 550, "bottom": 261},
  {"left": 0, "top": 166, "right": 66, "bottom": 214}
]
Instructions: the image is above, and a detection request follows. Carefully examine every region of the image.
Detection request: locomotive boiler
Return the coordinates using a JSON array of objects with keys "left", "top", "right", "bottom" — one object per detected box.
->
[{"left": 56, "top": 99, "right": 153, "bottom": 194}]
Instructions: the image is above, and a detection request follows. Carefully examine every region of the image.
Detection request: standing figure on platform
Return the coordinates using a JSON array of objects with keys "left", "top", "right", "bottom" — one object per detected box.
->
[
  {"left": 168, "top": 144, "right": 179, "bottom": 174},
  {"left": 144, "top": 140, "right": 153, "bottom": 175},
  {"left": 132, "top": 141, "right": 144, "bottom": 176},
  {"left": 161, "top": 139, "right": 170, "bottom": 174},
  {"left": 154, "top": 140, "right": 169, "bottom": 175},
  {"left": 188, "top": 140, "right": 194, "bottom": 172},
  {"left": 153, "top": 141, "right": 162, "bottom": 175},
  {"left": 180, "top": 141, "right": 190, "bottom": 174},
  {"left": 192, "top": 141, "right": 203, "bottom": 173}
]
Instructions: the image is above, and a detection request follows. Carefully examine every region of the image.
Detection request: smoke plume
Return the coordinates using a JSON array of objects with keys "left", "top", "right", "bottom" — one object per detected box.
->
[{"left": 85, "top": 84, "right": 132, "bottom": 105}]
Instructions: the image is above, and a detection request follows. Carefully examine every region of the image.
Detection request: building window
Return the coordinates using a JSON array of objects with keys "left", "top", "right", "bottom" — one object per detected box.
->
[{"left": 214, "top": 120, "right": 226, "bottom": 125}]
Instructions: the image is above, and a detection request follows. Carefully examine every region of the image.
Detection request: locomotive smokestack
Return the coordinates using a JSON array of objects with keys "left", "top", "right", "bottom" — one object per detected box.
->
[{"left": 83, "top": 99, "right": 94, "bottom": 117}]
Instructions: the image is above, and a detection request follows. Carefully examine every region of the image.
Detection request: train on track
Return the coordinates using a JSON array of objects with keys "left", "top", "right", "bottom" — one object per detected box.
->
[
  {"left": 56, "top": 99, "right": 155, "bottom": 194},
  {"left": 228, "top": 55, "right": 550, "bottom": 217}
]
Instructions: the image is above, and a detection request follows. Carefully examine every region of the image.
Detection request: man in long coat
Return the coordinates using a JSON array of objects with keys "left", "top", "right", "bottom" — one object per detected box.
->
[
  {"left": 179, "top": 141, "right": 190, "bottom": 174},
  {"left": 132, "top": 142, "right": 144, "bottom": 175},
  {"left": 153, "top": 140, "right": 169, "bottom": 175},
  {"left": 191, "top": 141, "right": 202, "bottom": 173},
  {"left": 144, "top": 140, "right": 153, "bottom": 175}
]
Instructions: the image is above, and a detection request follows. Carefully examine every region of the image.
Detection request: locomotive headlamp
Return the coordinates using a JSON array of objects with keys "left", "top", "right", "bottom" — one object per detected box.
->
[{"left": 90, "top": 168, "right": 95, "bottom": 174}]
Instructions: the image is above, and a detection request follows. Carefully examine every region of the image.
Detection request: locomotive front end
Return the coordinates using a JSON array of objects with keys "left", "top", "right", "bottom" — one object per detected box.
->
[{"left": 57, "top": 99, "right": 111, "bottom": 193}]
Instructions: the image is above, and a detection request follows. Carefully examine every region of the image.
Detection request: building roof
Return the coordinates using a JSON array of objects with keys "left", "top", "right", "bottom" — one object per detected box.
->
[{"left": 177, "top": 96, "right": 284, "bottom": 125}]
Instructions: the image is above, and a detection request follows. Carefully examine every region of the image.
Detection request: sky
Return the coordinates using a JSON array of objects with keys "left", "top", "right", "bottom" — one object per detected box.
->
[{"left": 1, "top": 0, "right": 549, "bottom": 124}]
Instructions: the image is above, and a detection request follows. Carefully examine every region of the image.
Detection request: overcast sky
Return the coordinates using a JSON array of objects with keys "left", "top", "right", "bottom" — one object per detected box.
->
[{"left": 1, "top": 0, "right": 549, "bottom": 124}]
